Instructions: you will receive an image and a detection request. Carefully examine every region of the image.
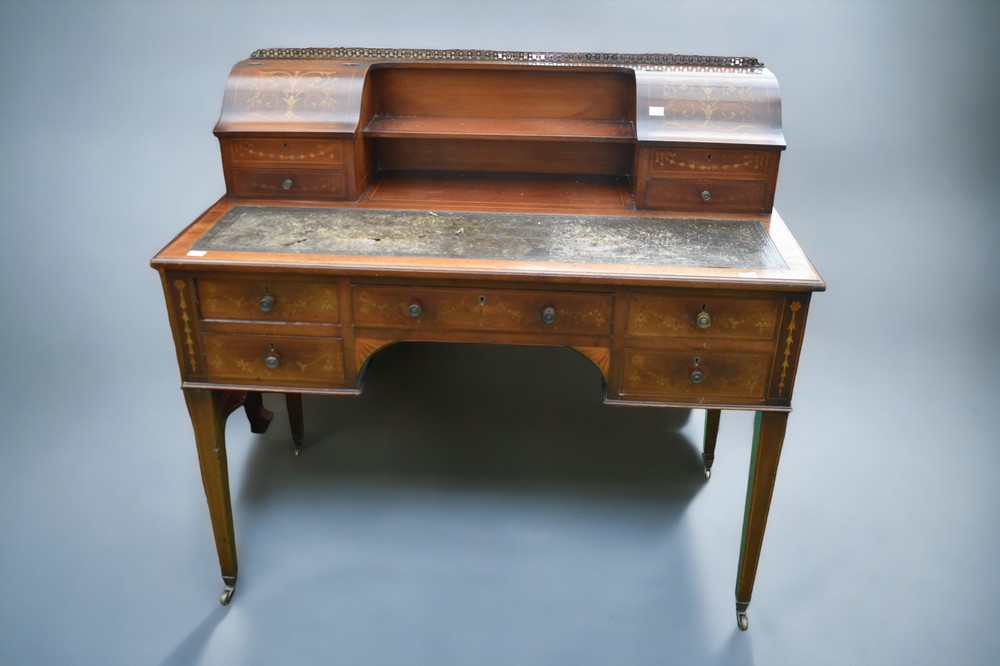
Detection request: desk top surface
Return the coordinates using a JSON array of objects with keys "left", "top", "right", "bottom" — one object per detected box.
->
[
  {"left": 194, "top": 206, "right": 788, "bottom": 271},
  {"left": 154, "top": 200, "right": 824, "bottom": 292}
]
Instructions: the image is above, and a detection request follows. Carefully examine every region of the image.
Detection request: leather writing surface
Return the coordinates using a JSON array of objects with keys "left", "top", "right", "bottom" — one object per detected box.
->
[{"left": 194, "top": 206, "right": 788, "bottom": 270}]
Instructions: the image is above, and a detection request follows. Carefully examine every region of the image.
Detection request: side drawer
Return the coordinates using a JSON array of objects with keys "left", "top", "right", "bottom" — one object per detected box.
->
[
  {"left": 644, "top": 178, "right": 768, "bottom": 213},
  {"left": 202, "top": 334, "right": 345, "bottom": 388},
  {"left": 230, "top": 168, "right": 349, "bottom": 200},
  {"left": 353, "top": 285, "right": 613, "bottom": 335},
  {"left": 649, "top": 148, "right": 774, "bottom": 177},
  {"left": 197, "top": 278, "right": 339, "bottom": 323},
  {"left": 621, "top": 349, "right": 772, "bottom": 402},
  {"left": 225, "top": 138, "right": 345, "bottom": 168},
  {"left": 626, "top": 294, "right": 780, "bottom": 341}
]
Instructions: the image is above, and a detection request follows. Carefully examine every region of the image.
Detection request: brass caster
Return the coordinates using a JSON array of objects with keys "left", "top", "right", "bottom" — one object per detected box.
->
[
  {"left": 737, "top": 611, "right": 749, "bottom": 631},
  {"left": 293, "top": 440, "right": 303, "bottom": 457},
  {"left": 704, "top": 468, "right": 712, "bottom": 480},
  {"left": 220, "top": 584, "right": 236, "bottom": 606}
]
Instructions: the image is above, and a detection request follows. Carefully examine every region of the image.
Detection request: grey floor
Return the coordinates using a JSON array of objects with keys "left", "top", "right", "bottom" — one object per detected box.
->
[{"left": 2, "top": 1, "right": 999, "bottom": 664}]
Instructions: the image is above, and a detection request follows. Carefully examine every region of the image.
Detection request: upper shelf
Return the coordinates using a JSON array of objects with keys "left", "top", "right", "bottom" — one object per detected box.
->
[{"left": 363, "top": 115, "right": 636, "bottom": 143}]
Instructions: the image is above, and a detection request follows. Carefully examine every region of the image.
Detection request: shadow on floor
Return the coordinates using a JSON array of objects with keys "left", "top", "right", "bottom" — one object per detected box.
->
[{"left": 239, "top": 342, "right": 704, "bottom": 504}]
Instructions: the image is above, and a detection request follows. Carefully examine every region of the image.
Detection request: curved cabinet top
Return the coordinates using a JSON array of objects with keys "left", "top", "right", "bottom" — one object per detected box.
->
[
  {"left": 214, "top": 48, "right": 783, "bottom": 147},
  {"left": 214, "top": 58, "right": 371, "bottom": 135},
  {"left": 635, "top": 66, "right": 784, "bottom": 147}
]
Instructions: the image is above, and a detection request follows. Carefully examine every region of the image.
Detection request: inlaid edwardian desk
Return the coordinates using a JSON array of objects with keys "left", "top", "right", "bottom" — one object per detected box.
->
[{"left": 151, "top": 48, "right": 825, "bottom": 630}]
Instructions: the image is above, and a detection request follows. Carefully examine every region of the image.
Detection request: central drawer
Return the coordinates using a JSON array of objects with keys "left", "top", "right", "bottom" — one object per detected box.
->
[{"left": 352, "top": 285, "right": 613, "bottom": 335}]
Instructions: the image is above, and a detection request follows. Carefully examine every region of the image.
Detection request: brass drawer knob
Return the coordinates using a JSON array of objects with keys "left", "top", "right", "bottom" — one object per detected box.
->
[
  {"left": 259, "top": 293, "right": 276, "bottom": 312},
  {"left": 406, "top": 303, "right": 422, "bottom": 318},
  {"left": 541, "top": 306, "right": 557, "bottom": 324},
  {"left": 264, "top": 349, "right": 281, "bottom": 369},
  {"left": 282, "top": 179, "right": 294, "bottom": 191},
  {"left": 696, "top": 309, "right": 712, "bottom": 329},
  {"left": 700, "top": 190, "right": 711, "bottom": 202}
]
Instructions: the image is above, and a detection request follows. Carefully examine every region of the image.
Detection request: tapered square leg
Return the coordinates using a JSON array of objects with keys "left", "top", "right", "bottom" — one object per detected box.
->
[
  {"left": 734, "top": 410, "right": 788, "bottom": 630},
  {"left": 702, "top": 409, "right": 721, "bottom": 479},
  {"left": 285, "top": 392, "right": 304, "bottom": 455},
  {"left": 243, "top": 391, "right": 273, "bottom": 434},
  {"left": 183, "top": 388, "right": 239, "bottom": 604}
]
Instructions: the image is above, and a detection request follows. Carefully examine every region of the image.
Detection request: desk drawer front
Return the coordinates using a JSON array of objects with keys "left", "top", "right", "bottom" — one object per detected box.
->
[
  {"left": 649, "top": 148, "right": 773, "bottom": 177},
  {"left": 231, "top": 168, "right": 348, "bottom": 200},
  {"left": 644, "top": 178, "right": 768, "bottom": 213},
  {"left": 226, "top": 138, "right": 345, "bottom": 167},
  {"left": 202, "top": 334, "right": 345, "bottom": 387},
  {"left": 353, "top": 286, "right": 613, "bottom": 335},
  {"left": 626, "top": 294, "right": 780, "bottom": 341},
  {"left": 622, "top": 349, "right": 771, "bottom": 401},
  {"left": 197, "top": 278, "right": 339, "bottom": 323}
]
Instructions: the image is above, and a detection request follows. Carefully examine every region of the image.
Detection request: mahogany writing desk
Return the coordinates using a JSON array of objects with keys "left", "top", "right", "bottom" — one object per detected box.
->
[{"left": 151, "top": 48, "right": 825, "bottom": 630}]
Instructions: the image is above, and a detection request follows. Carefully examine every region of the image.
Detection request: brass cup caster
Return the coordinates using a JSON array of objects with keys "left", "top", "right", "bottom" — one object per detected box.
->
[
  {"left": 737, "top": 611, "right": 749, "bottom": 631},
  {"left": 736, "top": 602, "right": 749, "bottom": 631},
  {"left": 220, "top": 584, "right": 236, "bottom": 606},
  {"left": 702, "top": 452, "right": 714, "bottom": 481}
]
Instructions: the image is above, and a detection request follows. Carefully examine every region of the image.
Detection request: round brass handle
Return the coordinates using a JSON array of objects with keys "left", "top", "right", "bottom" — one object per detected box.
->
[
  {"left": 541, "top": 306, "right": 557, "bottom": 325},
  {"left": 700, "top": 190, "right": 711, "bottom": 202},
  {"left": 407, "top": 303, "right": 422, "bottom": 318},
  {"left": 282, "top": 179, "right": 294, "bottom": 191},
  {"left": 259, "top": 294, "right": 275, "bottom": 312},
  {"left": 264, "top": 353, "right": 281, "bottom": 369},
  {"left": 696, "top": 310, "right": 712, "bottom": 329}
]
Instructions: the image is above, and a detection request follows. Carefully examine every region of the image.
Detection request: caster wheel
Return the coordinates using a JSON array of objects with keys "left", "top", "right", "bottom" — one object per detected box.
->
[
  {"left": 293, "top": 440, "right": 303, "bottom": 457},
  {"left": 704, "top": 468, "right": 712, "bottom": 480},
  {"left": 737, "top": 611, "right": 749, "bottom": 631},
  {"left": 220, "top": 585, "right": 236, "bottom": 606}
]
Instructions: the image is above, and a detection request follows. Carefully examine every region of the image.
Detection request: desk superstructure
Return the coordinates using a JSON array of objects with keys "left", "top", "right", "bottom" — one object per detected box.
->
[{"left": 151, "top": 48, "right": 824, "bottom": 630}]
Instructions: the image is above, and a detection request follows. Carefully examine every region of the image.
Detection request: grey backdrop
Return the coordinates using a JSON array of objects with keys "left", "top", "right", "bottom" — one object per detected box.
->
[{"left": 2, "top": 1, "right": 998, "bottom": 664}]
